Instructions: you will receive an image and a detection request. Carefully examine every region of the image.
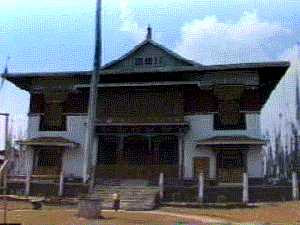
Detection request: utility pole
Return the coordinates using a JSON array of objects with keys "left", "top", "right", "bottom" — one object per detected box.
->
[
  {"left": 84, "top": 0, "right": 102, "bottom": 193},
  {"left": 0, "top": 113, "right": 9, "bottom": 224}
]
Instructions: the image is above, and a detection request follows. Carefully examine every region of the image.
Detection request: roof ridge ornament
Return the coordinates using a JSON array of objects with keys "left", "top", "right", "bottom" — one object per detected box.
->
[{"left": 146, "top": 25, "right": 152, "bottom": 40}]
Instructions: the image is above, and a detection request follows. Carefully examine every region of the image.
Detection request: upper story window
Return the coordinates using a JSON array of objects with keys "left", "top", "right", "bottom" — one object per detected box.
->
[
  {"left": 39, "top": 101, "right": 66, "bottom": 131},
  {"left": 135, "top": 58, "right": 144, "bottom": 66},
  {"left": 144, "top": 57, "right": 153, "bottom": 65},
  {"left": 213, "top": 86, "right": 246, "bottom": 130},
  {"left": 214, "top": 113, "right": 246, "bottom": 130},
  {"left": 213, "top": 99, "right": 246, "bottom": 130}
]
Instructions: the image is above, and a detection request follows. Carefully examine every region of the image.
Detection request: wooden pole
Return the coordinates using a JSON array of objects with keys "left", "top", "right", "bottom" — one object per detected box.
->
[
  {"left": 3, "top": 169, "right": 7, "bottom": 224},
  {"left": 242, "top": 172, "right": 249, "bottom": 204},
  {"left": 198, "top": 173, "right": 204, "bottom": 203},
  {"left": 85, "top": 0, "right": 102, "bottom": 192},
  {"left": 292, "top": 171, "right": 299, "bottom": 200},
  {"left": 159, "top": 173, "right": 164, "bottom": 200},
  {"left": 59, "top": 170, "right": 64, "bottom": 197},
  {"left": 2, "top": 113, "right": 9, "bottom": 225}
]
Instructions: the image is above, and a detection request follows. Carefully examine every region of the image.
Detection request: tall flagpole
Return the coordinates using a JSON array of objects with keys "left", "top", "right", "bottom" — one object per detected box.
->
[{"left": 84, "top": 0, "right": 101, "bottom": 192}]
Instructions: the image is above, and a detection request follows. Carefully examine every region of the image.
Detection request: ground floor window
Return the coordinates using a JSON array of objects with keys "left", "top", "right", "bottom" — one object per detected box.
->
[{"left": 33, "top": 147, "right": 63, "bottom": 175}]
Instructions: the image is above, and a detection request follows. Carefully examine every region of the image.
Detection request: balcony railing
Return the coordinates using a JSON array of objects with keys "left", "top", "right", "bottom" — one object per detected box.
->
[{"left": 95, "top": 164, "right": 179, "bottom": 180}]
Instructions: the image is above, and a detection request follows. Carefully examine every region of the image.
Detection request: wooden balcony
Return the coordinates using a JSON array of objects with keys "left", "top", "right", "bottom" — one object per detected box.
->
[{"left": 95, "top": 164, "right": 178, "bottom": 180}]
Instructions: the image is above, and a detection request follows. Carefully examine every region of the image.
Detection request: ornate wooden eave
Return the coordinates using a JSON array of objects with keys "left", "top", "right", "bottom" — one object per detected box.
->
[{"left": 197, "top": 135, "right": 266, "bottom": 146}]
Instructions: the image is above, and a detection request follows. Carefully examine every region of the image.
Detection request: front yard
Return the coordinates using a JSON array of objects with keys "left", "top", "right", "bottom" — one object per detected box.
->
[
  {"left": 1, "top": 199, "right": 300, "bottom": 224},
  {"left": 2, "top": 210, "right": 206, "bottom": 225},
  {"left": 0, "top": 200, "right": 208, "bottom": 225}
]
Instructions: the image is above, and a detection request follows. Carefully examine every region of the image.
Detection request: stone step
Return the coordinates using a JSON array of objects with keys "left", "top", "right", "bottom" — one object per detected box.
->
[{"left": 89, "top": 184, "right": 159, "bottom": 210}]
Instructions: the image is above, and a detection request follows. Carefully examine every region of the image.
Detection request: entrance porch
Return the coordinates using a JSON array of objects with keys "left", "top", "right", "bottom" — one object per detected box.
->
[
  {"left": 95, "top": 123, "right": 188, "bottom": 181},
  {"left": 196, "top": 136, "right": 266, "bottom": 184},
  {"left": 16, "top": 137, "right": 79, "bottom": 180},
  {"left": 96, "top": 135, "right": 180, "bottom": 180}
]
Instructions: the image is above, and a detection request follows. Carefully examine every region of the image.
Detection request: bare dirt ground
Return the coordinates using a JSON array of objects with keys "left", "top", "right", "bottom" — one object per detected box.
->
[
  {"left": 161, "top": 201, "right": 300, "bottom": 224},
  {"left": 2, "top": 199, "right": 300, "bottom": 224},
  {"left": 0, "top": 200, "right": 222, "bottom": 225},
  {"left": 0, "top": 209, "right": 217, "bottom": 225}
]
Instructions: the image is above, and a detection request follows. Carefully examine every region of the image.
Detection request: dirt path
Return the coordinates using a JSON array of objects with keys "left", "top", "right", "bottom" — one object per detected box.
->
[
  {"left": 3, "top": 209, "right": 230, "bottom": 224},
  {"left": 103, "top": 209, "right": 229, "bottom": 224}
]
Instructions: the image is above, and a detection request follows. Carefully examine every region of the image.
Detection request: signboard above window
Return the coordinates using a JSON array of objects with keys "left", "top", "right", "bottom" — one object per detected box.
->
[{"left": 134, "top": 57, "right": 163, "bottom": 66}]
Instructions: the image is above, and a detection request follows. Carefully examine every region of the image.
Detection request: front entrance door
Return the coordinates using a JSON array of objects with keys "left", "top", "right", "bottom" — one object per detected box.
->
[
  {"left": 33, "top": 147, "right": 63, "bottom": 175},
  {"left": 217, "top": 150, "right": 244, "bottom": 183},
  {"left": 194, "top": 157, "right": 210, "bottom": 178},
  {"left": 96, "top": 135, "right": 179, "bottom": 180},
  {"left": 123, "top": 136, "right": 150, "bottom": 179}
]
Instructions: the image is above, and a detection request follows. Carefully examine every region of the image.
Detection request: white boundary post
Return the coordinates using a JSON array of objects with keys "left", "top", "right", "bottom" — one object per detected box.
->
[
  {"left": 25, "top": 148, "right": 31, "bottom": 196},
  {"left": 292, "top": 171, "right": 299, "bottom": 201},
  {"left": 25, "top": 169, "right": 31, "bottom": 196},
  {"left": 242, "top": 172, "right": 249, "bottom": 204},
  {"left": 159, "top": 173, "right": 164, "bottom": 200},
  {"left": 198, "top": 173, "right": 204, "bottom": 203},
  {"left": 59, "top": 170, "right": 64, "bottom": 197}
]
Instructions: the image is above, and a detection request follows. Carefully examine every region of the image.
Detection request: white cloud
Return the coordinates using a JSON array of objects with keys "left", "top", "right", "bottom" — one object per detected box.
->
[
  {"left": 279, "top": 44, "right": 300, "bottom": 63},
  {"left": 119, "top": 0, "right": 145, "bottom": 42},
  {"left": 175, "top": 11, "right": 291, "bottom": 65}
]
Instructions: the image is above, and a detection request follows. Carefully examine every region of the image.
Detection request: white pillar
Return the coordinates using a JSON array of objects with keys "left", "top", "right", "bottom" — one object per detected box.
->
[
  {"left": 242, "top": 172, "right": 249, "bottom": 204},
  {"left": 198, "top": 173, "right": 204, "bottom": 203},
  {"left": 59, "top": 170, "right": 64, "bottom": 197},
  {"left": 25, "top": 147, "right": 31, "bottom": 196},
  {"left": 292, "top": 172, "right": 299, "bottom": 201},
  {"left": 159, "top": 172, "right": 164, "bottom": 200},
  {"left": 25, "top": 170, "right": 31, "bottom": 196}
]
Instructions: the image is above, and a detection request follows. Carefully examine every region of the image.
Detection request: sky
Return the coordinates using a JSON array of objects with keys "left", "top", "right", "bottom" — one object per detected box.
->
[{"left": 0, "top": 0, "right": 300, "bottom": 149}]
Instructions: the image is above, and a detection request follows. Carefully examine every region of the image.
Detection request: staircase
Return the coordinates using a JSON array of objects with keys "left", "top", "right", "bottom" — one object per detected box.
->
[{"left": 90, "top": 180, "right": 160, "bottom": 211}]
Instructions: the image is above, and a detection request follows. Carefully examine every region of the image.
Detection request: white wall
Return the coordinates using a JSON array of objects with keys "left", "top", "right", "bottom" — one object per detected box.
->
[
  {"left": 27, "top": 115, "right": 88, "bottom": 177},
  {"left": 247, "top": 147, "right": 264, "bottom": 177},
  {"left": 261, "top": 59, "right": 299, "bottom": 178},
  {"left": 183, "top": 113, "right": 262, "bottom": 178}
]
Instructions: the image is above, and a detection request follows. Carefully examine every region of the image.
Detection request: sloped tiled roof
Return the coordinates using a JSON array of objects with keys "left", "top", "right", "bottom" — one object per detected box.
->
[
  {"left": 101, "top": 39, "right": 202, "bottom": 70},
  {"left": 16, "top": 137, "right": 79, "bottom": 148}
]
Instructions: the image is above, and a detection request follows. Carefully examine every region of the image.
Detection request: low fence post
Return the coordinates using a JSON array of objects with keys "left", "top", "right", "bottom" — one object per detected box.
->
[
  {"left": 292, "top": 171, "right": 299, "bottom": 201},
  {"left": 3, "top": 170, "right": 7, "bottom": 195},
  {"left": 159, "top": 173, "right": 164, "bottom": 200},
  {"left": 242, "top": 172, "right": 249, "bottom": 204},
  {"left": 198, "top": 173, "right": 204, "bottom": 203},
  {"left": 59, "top": 171, "right": 64, "bottom": 197},
  {"left": 25, "top": 171, "right": 31, "bottom": 196}
]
